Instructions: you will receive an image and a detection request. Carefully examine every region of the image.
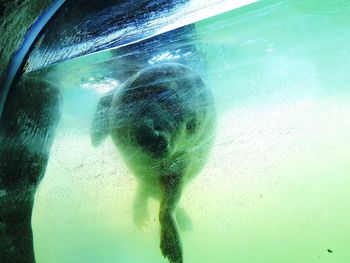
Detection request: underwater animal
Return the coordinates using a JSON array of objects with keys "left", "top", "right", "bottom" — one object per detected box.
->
[{"left": 91, "top": 63, "right": 215, "bottom": 263}]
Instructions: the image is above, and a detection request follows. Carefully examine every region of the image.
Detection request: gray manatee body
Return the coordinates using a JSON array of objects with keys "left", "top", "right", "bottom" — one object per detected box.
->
[{"left": 91, "top": 63, "right": 215, "bottom": 263}]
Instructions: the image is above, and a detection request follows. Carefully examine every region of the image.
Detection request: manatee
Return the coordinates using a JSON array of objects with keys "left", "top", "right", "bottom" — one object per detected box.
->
[{"left": 91, "top": 62, "right": 215, "bottom": 263}]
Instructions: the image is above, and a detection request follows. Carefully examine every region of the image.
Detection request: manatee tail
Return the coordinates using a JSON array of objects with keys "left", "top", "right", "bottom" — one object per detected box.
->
[
  {"left": 91, "top": 91, "right": 114, "bottom": 147},
  {"left": 159, "top": 174, "right": 184, "bottom": 263}
]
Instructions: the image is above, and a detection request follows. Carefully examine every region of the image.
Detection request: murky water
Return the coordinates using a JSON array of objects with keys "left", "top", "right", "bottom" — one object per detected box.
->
[{"left": 23, "top": 0, "right": 350, "bottom": 262}]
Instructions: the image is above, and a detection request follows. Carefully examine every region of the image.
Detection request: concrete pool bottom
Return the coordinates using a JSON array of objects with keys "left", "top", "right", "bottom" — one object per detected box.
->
[{"left": 33, "top": 98, "right": 350, "bottom": 263}]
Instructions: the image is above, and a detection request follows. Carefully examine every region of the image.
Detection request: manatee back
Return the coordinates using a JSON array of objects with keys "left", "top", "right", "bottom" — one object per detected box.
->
[{"left": 112, "top": 63, "right": 214, "bottom": 129}]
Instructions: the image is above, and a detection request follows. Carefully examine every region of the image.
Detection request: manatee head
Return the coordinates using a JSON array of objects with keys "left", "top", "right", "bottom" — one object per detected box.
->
[
  {"left": 113, "top": 62, "right": 210, "bottom": 160},
  {"left": 92, "top": 63, "right": 213, "bottom": 162}
]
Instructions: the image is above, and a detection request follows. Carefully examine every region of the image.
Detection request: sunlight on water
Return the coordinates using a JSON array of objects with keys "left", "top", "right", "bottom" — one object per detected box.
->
[{"left": 28, "top": 1, "right": 350, "bottom": 262}]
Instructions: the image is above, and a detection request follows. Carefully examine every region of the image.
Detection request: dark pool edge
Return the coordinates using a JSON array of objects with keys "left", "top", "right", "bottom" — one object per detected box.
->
[{"left": 0, "top": 0, "right": 66, "bottom": 118}]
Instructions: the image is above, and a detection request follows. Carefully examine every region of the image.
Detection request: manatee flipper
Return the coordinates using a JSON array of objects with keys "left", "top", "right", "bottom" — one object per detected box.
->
[
  {"left": 91, "top": 91, "right": 114, "bottom": 147},
  {"left": 133, "top": 185, "right": 150, "bottom": 230},
  {"left": 176, "top": 207, "right": 193, "bottom": 232},
  {"left": 159, "top": 174, "right": 183, "bottom": 263}
]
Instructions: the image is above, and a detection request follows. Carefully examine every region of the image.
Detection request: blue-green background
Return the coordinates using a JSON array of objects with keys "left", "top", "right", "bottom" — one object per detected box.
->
[{"left": 31, "top": 1, "right": 350, "bottom": 262}]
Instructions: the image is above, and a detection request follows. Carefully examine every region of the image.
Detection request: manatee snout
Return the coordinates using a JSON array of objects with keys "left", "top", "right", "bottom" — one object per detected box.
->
[
  {"left": 130, "top": 100, "right": 181, "bottom": 158},
  {"left": 132, "top": 116, "right": 172, "bottom": 159}
]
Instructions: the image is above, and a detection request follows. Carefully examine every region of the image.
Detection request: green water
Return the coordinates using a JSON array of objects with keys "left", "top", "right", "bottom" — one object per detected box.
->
[{"left": 30, "top": 0, "right": 350, "bottom": 262}]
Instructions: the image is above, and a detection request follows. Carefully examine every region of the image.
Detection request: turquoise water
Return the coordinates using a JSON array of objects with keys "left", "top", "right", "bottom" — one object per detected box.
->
[{"left": 29, "top": 1, "right": 350, "bottom": 262}]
